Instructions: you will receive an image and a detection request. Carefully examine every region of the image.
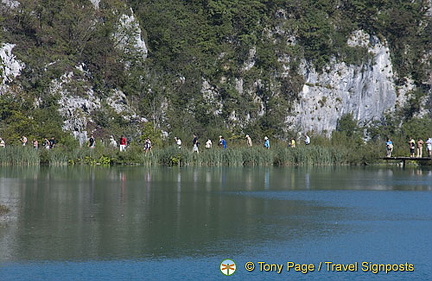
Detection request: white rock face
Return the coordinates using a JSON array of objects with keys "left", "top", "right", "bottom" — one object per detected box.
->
[
  {"left": 52, "top": 70, "right": 148, "bottom": 137},
  {"left": 201, "top": 79, "right": 223, "bottom": 115},
  {"left": 1, "top": 0, "right": 19, "bottom": 9},
  {"left": 285, "top": 31, "right": 397, "bottom": 135},
  {"left": 58, "top": 92, "right": 101, "bottom": 132},
  {"left": 53, "top": 71, "right": 146, "bottom": 132},
  {"left": 106, "top": 89, "right": 142, "bottom": 121},
  {"left": 89, "top": 0, "right": 100, "bottom": 9},
  {"left": 51, "top": 72, "right": 101, "bottom": 132},
  {"left": 0, "top": 43, "right": 24, "bottom": 94},
  {"left": 347, "top": 30, "right": 369, "bottom": 48},
  {"left": 72, "top": 130, "right": 88, "bottom": 147},
  {"left": 113, "top": 9, "right": 148, "bottom": 64},
  {"left": 427, "top": 0, "right": 432, "bottom": 17}
]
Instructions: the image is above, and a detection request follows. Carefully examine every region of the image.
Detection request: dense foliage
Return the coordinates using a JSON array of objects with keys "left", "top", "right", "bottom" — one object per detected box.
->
[{"left": 0, "top": 0, "right": 431, "bottom": 149}]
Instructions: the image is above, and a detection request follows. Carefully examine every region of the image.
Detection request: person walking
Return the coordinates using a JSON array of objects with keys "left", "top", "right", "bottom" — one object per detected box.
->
[
  {"left": 144, "top": 138, "right": 152, "bottom": 154},
  {"left": 88, "top": 134, "right": 95, "bottom": 148},
  {"left": 289, "top": 138, "right": 296, "bottom": 148},
  {"left": 205, "top": 139, "right": 212, "bottom": 149},
  {"left": 43, "top": 138, "right": 50, "bottom": 149},
  {"left": 246, "top": 134, "right": 252, "bottom": 147},
  {"left": 109, "top": 135, "right": 117, "bottom": 148},
  {"left": 264, "top": 136, "right": 270, "bottom": 149},
  {"left": 426, "top": 137, "right": 432, "bottom": 157},
  {"left": 386, "top": 138, "right": 393, "bottom": 157},
  {"left": 416, "top": 138, "right": 424, "bottom": 157},
  {"left": 219, "top": 136, "right": 227, "bottom": 149},
  {"left": 174, "top": 137, "right": 182, "bottom": 149},
  {"left": 21, "top": 136, "right": 28, "bottom": 146},
  {"left": 33, "top": 139, "right": 39, "bottom": 149},
  {"left": 49, "top": 137, "right": 56, "bottom": 149},
  {"left": 192, "top": 135, "right": 199, "bottom": 153},
  {"left": 119, "top": 135, "right": 127, "bottom": 152},
  {"left": 408, "top": 137, "right": 415, "bottom": 157}
]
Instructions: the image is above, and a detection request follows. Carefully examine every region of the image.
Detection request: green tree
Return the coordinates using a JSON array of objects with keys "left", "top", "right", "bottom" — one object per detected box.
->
[{"left": 336, "top": 113, "right": 361, "bottom": 138}]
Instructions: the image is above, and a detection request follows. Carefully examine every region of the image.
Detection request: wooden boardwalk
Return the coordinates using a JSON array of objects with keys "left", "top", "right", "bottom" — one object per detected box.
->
[{"left": 381, "top": 156, "right": 432, "bottom": 167}]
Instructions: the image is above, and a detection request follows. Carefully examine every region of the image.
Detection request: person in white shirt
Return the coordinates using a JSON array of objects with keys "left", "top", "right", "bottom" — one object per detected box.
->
[
  {"left": 246, "top": 135, "right": 252, "bottom": 147},
  {"left": 21, "top": 136, "right": 28, "bottom": 146},
  {"left": 205, "top": 139, "right": 212, "bottom": 149},
  {"left": 175, "top": 137, "right": 182, "bottom": 149},
  {"left": 426, "top": 137, "right": 432, "bottom": 157}
]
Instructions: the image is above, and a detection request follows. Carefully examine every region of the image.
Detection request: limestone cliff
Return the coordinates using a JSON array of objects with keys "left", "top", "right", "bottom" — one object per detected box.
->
[
  {"left": 286, "top": 31, "right": 399, "bottom": 134},
  {"left": 0, "top": 1, "right": 430, "bottom": 140}
]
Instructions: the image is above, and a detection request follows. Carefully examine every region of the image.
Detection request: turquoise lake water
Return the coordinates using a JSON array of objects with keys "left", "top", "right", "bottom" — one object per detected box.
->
[{"left": 0, "top": 166, "right": 431, "bottom": 280}]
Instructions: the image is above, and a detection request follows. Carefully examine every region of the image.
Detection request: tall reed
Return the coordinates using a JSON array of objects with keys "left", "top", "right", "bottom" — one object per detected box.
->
[
  {"left": 0, "top": 147, "right": 40, "bottom": 166},
  {"left": 46, "top": 149, "right": 69, "bottom": 166},
  {"left": 0, "top": 142, "right": 383, "bottom": 167}
]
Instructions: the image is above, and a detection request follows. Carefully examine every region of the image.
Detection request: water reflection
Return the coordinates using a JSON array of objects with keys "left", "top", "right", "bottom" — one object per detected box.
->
[
  {"left": 0, "top": 165, "right": 431, "bottom": 264},
  {"left": 305, "top": 172, "right": 310, "bottom": 189},
  {"left": 264, "top": 168, "right": 270, "bottom": 190}
]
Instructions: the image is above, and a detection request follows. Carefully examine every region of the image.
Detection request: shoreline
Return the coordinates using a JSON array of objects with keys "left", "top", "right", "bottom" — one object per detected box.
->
[{"left": 0, "top": 144, "right": 430, "bottom": 167}]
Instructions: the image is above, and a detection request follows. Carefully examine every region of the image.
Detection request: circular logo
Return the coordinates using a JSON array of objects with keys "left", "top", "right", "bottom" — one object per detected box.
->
[{"left": 220, "top": 259, "right": 237, "bottom": 276}]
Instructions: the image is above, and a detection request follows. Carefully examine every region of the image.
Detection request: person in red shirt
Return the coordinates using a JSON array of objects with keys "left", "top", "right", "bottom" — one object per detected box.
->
[{"left": 119, "top": 135, "right": 127, "bottom": 152}]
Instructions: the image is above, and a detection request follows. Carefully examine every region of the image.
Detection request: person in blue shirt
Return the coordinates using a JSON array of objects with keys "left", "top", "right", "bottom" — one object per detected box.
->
[
  {"left": 264, "top": 136, "right": 270, "bottom": 149},
  {"left": 386, "top": 138, "right": 393, "bottom": 157},
  {"left": 219, "top": 136, "right": 227, "bottom": 149}
]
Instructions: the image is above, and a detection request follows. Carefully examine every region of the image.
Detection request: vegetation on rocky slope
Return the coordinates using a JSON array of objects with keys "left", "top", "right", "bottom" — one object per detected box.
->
[{"left": 0, "top": 0, "right": 431, "bottom": 147}]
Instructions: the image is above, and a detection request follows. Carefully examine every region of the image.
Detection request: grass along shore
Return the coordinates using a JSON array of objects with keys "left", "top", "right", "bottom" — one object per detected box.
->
[{"left": 0, "top": 141, "right": 389, "bottom": 167}]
